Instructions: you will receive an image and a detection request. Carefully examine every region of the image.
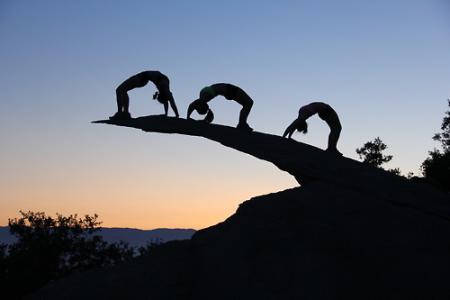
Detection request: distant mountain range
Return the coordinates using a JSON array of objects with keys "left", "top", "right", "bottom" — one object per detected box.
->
[{"left": 0, "top": 227, "right": 195, "bottom": 248}]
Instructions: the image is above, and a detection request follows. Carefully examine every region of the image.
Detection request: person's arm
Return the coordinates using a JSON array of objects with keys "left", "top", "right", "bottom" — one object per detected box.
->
[
  {"left": 163, "top": 102, "right": 169, "bottom": 116},
  {"left": 203, "top": 109, "right": 214, "bottom": 123},
  {"left": 283, "top": 119, "right": 298, "bottom": 139},
  {"left": 187, "top": 102, "right": 195, "bottom": 119},
  {"left": 168, "top": 98, "right": 179, "bottom": 117}
]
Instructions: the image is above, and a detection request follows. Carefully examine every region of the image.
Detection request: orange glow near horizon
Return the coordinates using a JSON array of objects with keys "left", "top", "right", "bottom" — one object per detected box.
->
[{"left": 1, "top": 155, "right": 297, "bottom": 230}]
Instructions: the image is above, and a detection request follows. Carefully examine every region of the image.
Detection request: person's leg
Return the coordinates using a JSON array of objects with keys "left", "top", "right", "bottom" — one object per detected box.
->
[
  {"left": 116, "top": 85, "right": 129, "bottom": 113},
  {"left": 111, "top": 81, "right": 133, "bottom": 119},
  {"left": 117, "top": 74, "right": 144, "bottom": 112},
  {"left": 238, "top": 102, "right": 252, "bottom": 125},
  {"left": 238, "top": 98, "right": 253, "bottom": 128},
  {"left": 328, "top": 124, "right": 342, "bottom": 150},
  {"left": 319, "top": 107, "right": 342, "bottom": 152},
  {"left": 236, "top": 93, "right": 253, "bottom": 125},
  {"left": 110, "top": 74, "right": 144, "bottom": 120}
]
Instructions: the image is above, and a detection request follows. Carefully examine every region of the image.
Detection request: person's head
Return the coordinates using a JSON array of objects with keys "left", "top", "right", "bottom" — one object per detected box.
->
[
  {"left": 153, "top": 90, "right": 172, "bottom": 104},
  {"left": 296, "top": 120, "right": 308, "bottom": 134},
  {"left": 192, "top": 100, "right": 209, "bottom": 115},
  {"left": 187, "top": 99, "right": 210, "bottom": 120}
]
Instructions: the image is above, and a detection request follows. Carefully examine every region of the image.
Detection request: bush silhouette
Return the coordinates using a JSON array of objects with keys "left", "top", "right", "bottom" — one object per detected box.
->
[
  {"left": 1, "top": 211, "right": 134, "bottom": 298},
  {"left": 421, "top": 100, "right": 450, "bottom": 191},
  {"left": 432, "top": 99, "right": 450, "bottom": 152},
  {"left": 356, "top": 137, "right": 393, "bottom": 167}
]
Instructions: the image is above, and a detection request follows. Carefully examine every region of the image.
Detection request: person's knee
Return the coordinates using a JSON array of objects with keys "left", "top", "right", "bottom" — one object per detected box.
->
[
  {"left": 244, "top": 99, "right": 253, "bottom": 112},
  {"left": 116, "top": 85, "right": 126, "bottom": 96},
  {"left": 242, "top": 106, "right": 251, "bottom": 116},
  {"left": 331, "top": 119, "right": 342, "bottom": 132}
]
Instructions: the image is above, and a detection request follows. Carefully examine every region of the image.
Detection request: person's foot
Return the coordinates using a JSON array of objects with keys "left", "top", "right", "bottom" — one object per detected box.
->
[
  {"left": 326, "top": 148, "right": 343, "bottom": 156},
  {"left": 109, "top": 111, "right": 131, "bottom": 120},
  {"left": 237, "top": 123, "right": 253, "bottom": 132},
  {"left": 123, "top": 112, "right": 131, "bottom": 119}
]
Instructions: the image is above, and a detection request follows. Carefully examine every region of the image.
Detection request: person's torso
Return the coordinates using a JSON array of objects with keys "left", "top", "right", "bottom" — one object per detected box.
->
[
  {"left": 210, "top": 83, "right": 241, "bottom": 99},
  {"left": 137, "top": 71, "right": 168, "bottom": 87},
  {"left": 299, "top": 102, "right": 329, "bottom": 119}
]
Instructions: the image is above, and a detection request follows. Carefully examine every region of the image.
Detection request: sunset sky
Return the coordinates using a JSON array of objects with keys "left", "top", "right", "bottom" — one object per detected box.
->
[{"left": 1, "top": 0, "right": 449, "bottom": 229}]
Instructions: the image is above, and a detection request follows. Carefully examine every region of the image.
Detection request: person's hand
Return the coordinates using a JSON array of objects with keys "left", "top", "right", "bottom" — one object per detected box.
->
[
  {"left": 282, "top": 120, "right": 296, "bottom": 139},
  {"left": 283, "top": 128, "right": 292, "bottom": 138}
]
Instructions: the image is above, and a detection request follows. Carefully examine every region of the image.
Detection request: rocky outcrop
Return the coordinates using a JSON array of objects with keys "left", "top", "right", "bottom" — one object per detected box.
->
[
  {"left": 94, "top": 115, "right": 363, "bottom": 186},
  {"left": 30, "top": 116, "right": 450, "bottom": 299},
  {"left": 94, "top": 116, "right": 450, "bottom": 221}
]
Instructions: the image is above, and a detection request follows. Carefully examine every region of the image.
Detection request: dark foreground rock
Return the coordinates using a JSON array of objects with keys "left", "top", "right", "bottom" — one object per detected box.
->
[{"left": 30, "top": 116, "right": 450, "bottom": 299}]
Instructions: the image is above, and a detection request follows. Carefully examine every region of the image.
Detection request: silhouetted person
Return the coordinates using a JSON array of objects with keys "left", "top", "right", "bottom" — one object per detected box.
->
[
  {"left": 283, "top": 102, "right": 342, "bottom": 155},
  {"left": 187, "top": 83, "right": 254, "bottom": 131},
  {"left": 110, "top": 71, "right": 179, "bottom": 120}
]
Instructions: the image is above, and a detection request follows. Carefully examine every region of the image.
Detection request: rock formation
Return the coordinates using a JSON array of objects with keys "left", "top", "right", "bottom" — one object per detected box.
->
[{"left": 30, "top": 116, "right": 450, "bottom": 299}]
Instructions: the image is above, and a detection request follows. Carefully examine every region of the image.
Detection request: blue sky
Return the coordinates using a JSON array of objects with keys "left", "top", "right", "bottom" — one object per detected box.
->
[{"left": 0, "top": 0, "right": 449, "bottom": 228}]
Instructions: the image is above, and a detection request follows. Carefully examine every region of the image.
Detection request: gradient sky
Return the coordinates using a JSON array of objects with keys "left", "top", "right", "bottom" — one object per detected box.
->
[{"left": 1, "top": 0, "right": 449, "bottom": 229}]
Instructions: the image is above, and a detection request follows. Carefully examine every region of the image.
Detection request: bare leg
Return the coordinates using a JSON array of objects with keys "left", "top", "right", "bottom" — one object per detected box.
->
[
  {"left": 328, "top": 125, "right": 342, "bottom": 151},
  {"left": 123, "top": 92, "right": 129, "bottom": 113},
  {"left": 238, "top": 100, "right": 253, "bottom": 127},
  {"left": 319, "top": 107, "right": 342, "bottom": 154},
  {"left": 111, "top": 85, "right": 131, "bottom": 119},
  {"left": 116, "top": 88, "right": 129, "bottom": 113},
  {"left": 115, "top": 74, "right": 143, "bottom": 113}
]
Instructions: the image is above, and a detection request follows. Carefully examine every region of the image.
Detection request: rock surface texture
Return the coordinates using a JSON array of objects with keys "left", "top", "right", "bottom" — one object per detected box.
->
[{"left": 31, "top": 116, "right": 450, "bottom": 299}]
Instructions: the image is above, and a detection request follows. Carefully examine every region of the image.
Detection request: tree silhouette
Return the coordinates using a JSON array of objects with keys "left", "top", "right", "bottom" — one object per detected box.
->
[
  {"left": 421, "top": 100, "right": 450, "bottom": 191},
  {"left": 2, "top": 211, "right": 134, "bottom": 298},
  {"left": 356, "top": 137, "right": 393, "bottom": 168},
  {"left": 432, "top": 99, "right": 450, "bottom": 152},
  {"left": 387, "top": 167, "right": 401, "bottom": 176}
]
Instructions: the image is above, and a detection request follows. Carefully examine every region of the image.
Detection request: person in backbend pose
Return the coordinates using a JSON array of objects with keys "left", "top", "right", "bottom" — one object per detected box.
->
[
  {"left": 283, "top": 102, "right": 342, "bottom": 155},
  {"left": 187, "top": 83, "right": 254, "bottom": 131},
  {"left": 110, "top": 70, "right": 179, "bottom": 120}
]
